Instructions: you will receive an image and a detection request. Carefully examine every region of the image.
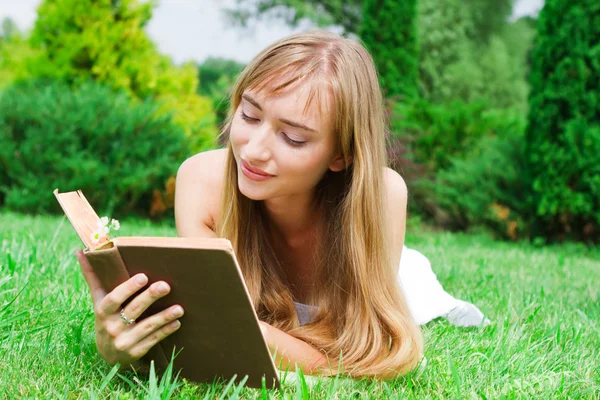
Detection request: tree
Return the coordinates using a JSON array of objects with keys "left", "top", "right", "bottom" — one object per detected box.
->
[
  {"left": 526, "top": 0, "right": 600, "bottom": 242},
  {"left": 464, "top": 0, "right": 514, "bottom": 45},
  {"left": 417, "top": 0, "right": 473, "bottom": 101},
  {"left": 24, "top": 0, "right": 218, "bottom": 150},
  {"left": 224, "top": 0, "right": 361, "bottom": 36},
  {"left": 197, "top": 57, "right": 246, "bottom": 129},
  {"left": 360, "top": 0, "right": 419, "bottom": 100},
  {"left": 0, "top": 17, "right": 20, "bottom": 41},
  {"left": 0, "top": 17, "right": 38, "bottom": 87}
]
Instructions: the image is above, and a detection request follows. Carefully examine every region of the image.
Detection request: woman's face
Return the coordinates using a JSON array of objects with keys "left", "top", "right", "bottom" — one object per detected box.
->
[{"left": 230, "top": 81, "right": 341, "bottom": 201}]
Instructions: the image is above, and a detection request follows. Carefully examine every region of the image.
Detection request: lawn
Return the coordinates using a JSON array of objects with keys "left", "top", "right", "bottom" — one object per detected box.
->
[{"left": 1, "top": 211, "right": 598, "bottom": 399}]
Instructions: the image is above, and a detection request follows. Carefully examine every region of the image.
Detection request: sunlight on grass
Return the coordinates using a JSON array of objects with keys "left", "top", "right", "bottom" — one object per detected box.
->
[{"left": 0, "top": 210, "right": 598, "bottom": 398}]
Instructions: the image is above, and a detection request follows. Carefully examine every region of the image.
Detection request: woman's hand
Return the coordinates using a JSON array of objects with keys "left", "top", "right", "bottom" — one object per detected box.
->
[{"left": 74, "top": 250, "right": 184, "bottom": 368}]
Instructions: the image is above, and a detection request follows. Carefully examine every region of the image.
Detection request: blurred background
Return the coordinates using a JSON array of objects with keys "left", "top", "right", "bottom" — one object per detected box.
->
[{"left": 0, "top": 0, "right": 597, "bottom": 245}]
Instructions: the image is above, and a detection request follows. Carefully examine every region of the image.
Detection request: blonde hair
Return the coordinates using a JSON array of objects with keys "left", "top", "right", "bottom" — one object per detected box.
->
[{"left": 215, "top": 30, "right": 423, "bottom": 379}]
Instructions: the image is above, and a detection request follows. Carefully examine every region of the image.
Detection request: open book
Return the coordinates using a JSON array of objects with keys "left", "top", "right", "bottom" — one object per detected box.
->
[{"left": 54, "top": 189, "right": 280, "bottom": 389}]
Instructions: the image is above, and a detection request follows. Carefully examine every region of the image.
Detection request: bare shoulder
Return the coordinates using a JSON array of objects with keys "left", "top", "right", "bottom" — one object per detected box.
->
[
  {"left": 174, "top": 148, "right": 228, "bottom": 237},
  {"left": 383, "top": 167, "right": 408, "bottom": 201},
  {"left": 383, "top": 167, "right": 408, "bottom": 269}
]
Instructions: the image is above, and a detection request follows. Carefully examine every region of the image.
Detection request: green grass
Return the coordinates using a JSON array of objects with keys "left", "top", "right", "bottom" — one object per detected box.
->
[{"left": 1, "top": 210, "right": 598, "bottom": 398}]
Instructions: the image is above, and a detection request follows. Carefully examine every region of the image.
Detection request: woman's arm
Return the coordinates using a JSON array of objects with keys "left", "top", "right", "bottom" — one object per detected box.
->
[
  {"left": 258, "top": 321, "right": 329, "bottom": 375},
  {"left": 384, "top": 167, "right": 408, "bottom": 274}
]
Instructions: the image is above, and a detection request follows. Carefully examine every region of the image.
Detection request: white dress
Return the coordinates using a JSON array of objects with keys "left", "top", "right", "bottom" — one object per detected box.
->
[
  {"left": 294, "top": 246, "right": 490, "bottom": 327},
  {"left": 398, "top": 246, "right": 490, "bottom": 326}
]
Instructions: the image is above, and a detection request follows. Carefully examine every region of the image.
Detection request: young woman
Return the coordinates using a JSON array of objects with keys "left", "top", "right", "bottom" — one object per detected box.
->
[{"left": 75, "top": 30, "right": 486, "bottom": 380}]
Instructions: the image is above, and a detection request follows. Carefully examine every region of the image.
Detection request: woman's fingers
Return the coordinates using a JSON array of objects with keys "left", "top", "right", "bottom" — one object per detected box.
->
[
  {"left": 114, "top": 305, "right": 184, "bottom": 358},
  {"left": 75, "top": 249, "right": 106, "bottom": 306},
  {"left": 97, "top": 273, "right": 149, "bottom": 315},
  {"left": 129, "top": 304, "right": 184, "bottom": 340},
  {"left": 122, "top": 281, "right": 172, "bottom": 321},
  {"left": 129, "top": 318, "right": 182, "bottom": 360}
]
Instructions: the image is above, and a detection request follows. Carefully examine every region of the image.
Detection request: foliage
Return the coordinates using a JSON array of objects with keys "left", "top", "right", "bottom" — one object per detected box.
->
[
  {"left": 500, "top": 16, "right": 537, "bottom": 75},
  {"left": 361, "top": 0, "right": 419, "bottom": 99},
  {"left": 390, "top": 99, "right": 527, "bottom": 221},
  {"left": 432, "top": 134, "right": 534, "bottom": 239},
  {"left": 21, "top": 0, "right": 218, "bottom": 152},
  {"left": 463, "top": 0, "right": 514, "bottom": 45},
  {"left": 392, "top": 99, "right": 525, "bottom": 172},
  {"left": 225, "top": 0, "right": 514, "bottom": 40},
  {"left": 0, "top": 17, "right": 20, "bottom": 41},
  {"left": 418, "top": 0, "right": 532, "bottom": 111},
  {"left": 526, "top": 0, "right": 600, "bottom": 242},
  {"left": 197, "top": 57, "right": 246, "bottom": 130},
  {"left": 417, "top": 0, "right": 473, "bottom": 102},
  {"left": 440, "top": 35, "right": 529, "bottom": 111},
  {"left": 0, "top": 80, "right": 191, "bottom": 216},
  {"left": 224, "top": 0, "right": 362, "bottom": 36},
  {"left": 0, "top": 18, "right": 40, "bottom": 87}
]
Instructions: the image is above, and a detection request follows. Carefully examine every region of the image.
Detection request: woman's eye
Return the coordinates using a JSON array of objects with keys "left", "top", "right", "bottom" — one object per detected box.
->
[
  {"left": 283, "top": 134, "right": 306, "bottom": 148},
  {"left": 241, "top": 110, "right": 306, "bottom": 148},
  {"left": 240, "top": 110, "right": 259, "bottom": 122}
]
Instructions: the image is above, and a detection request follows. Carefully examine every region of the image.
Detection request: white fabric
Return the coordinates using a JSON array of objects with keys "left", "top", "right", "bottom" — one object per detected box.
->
[{"left": 398, "top": 246, "right": 490, "bottom": 327}]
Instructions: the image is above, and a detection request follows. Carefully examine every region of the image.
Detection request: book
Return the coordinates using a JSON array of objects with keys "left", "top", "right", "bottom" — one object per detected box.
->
[{"left": 53, "top": 188, "right": 280, "bottom": 389}]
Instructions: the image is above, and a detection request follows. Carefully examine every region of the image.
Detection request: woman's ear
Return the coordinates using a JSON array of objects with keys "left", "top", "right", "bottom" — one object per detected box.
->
[{"left": 329, "top": 154, "right": 353, "bottom": 172}]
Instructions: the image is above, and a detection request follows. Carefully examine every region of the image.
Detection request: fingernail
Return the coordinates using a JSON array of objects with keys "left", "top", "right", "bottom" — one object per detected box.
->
[
  {"left": 171, "top": 320, "right": 181, "bottom": 329},
  {"left": 135, "top": 274, "right": 147, "bottom": 286},
  {"left": 171, "top": 306, "right": 184, "bottom": 317},
  {"left": 157, "top": 282, "right": 169, "bottom": 294}
]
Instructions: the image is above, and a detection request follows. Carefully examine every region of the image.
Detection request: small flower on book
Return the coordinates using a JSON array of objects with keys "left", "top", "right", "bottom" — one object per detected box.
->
[{"left": 90, "top": 216, "right": 120, "bottom": 247}]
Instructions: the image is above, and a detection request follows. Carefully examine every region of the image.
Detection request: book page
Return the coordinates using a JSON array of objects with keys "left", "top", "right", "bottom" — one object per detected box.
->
[{"left": 53, "top": 189, "right": 101, "bottom": 250}]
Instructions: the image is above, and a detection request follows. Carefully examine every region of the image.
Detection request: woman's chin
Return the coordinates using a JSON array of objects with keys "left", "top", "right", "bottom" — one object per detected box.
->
[{"left": 237, "top": 179, "right": 270, "bottom": 201}]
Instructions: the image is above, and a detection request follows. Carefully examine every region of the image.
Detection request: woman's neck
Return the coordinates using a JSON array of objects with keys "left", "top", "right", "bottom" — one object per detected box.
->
[{"left": 262, "top": 194, "right": 323, "bottom": 249}]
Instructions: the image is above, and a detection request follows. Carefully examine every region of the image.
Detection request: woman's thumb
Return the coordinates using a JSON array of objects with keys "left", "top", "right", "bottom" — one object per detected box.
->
[{"left": 74, "top": 249, "right": 106, "bottom": 305}]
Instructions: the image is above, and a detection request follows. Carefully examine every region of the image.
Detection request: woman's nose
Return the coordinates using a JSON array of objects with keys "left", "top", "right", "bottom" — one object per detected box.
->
[{"left": 245, "top": 125, "right": 272, "bottom": 161}]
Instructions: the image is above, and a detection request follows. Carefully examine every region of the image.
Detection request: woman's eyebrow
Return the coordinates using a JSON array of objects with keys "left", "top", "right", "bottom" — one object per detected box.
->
[
  {"left": 242, "top": 94, "right": 263, "bottom": 111},
  {"left": 242, "top": 93, "right": 319, "bottom": 133}
]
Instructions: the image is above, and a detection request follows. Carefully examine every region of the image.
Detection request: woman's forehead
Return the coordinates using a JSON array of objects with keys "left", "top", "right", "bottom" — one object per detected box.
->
[{"left": 245, "top": 78, "right": 334, "bottom": 130}]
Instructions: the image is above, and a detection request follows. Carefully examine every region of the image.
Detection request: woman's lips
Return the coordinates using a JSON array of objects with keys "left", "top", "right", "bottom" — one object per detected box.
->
[{"left": 241, "top": 161, "right": 274, "bottom": 181}]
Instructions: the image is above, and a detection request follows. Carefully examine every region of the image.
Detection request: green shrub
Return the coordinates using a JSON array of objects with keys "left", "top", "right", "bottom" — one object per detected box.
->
[
  {"left": 389, "top": 98, "right": 526, "bottom": 220},
  {"left": 392, "top": 98, "right": 525, "bottom": 171},
  {"left": 418, "top": 0, "right": 532, "bottom": 112},
  {"left": 526, "top": 0, "right": 600, "bottom": 242},
  {"left": 417, "top": 0, "right": 473, "bottom": 101},
  {"left": 432, "top": 134, "right": 534, "bottom": 239},
  {"left": 361, "top": 0, "right": 419, "bottom": 99},
  {"left": 197, "top": 58, "right": 246, "bottom": 132},
  {"left": 0, "top": 80, "right": 191, "bottom": 216}
]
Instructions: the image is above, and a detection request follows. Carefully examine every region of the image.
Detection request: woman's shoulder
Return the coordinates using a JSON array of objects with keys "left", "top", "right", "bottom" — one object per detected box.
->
[
  {"left": 175, "top": 148, "right": 228, "bottom": 236},
  {"left": 179, "top": 148, "right": 228, "bottom": 175}
]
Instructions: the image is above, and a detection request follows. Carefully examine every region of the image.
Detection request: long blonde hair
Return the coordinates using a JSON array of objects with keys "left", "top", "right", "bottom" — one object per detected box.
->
[{"left": 215, "top": 30, "right": 423, "bottom": 379}]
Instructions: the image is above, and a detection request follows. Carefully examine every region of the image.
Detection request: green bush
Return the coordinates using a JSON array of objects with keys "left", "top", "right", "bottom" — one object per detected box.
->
[
  {"left": 526, "top": 0, "right": 600, "bottom": 242},
  {"left": 392, "top": 98, "right": 525, "bottom": 171},
  {"left": 442, "top": 36, "right": 529, "bottom": 111},
  {"left": 389, "top": 98, "right": 526, "bottom": 221},
  {"left": 417, "top": 0, "right": 473, "bottom": 102},
  {"left": 431, "top": 134, "right": 534, "bottom": 239},
  {"left": 361, "top": 0, "right": 419, "bottom": 99},
  {"left": 417, "top": 0, "right": 533, "bottom": 112},
  {"left": 197, "top": 57, "right": 246, "bottom": 131},
  {"left": 0, "top": 80, "right": 191, "bottom": 216}
]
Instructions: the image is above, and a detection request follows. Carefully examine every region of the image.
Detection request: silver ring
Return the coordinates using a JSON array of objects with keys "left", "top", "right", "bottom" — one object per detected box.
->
[{"left": 119, "top": 309, "right": 135, "bottom": 325}]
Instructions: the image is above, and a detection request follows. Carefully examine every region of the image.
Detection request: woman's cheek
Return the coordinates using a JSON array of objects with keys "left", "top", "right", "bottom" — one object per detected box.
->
[{"left": 229, "top": 120, "right": 247, "bottom": 148}]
